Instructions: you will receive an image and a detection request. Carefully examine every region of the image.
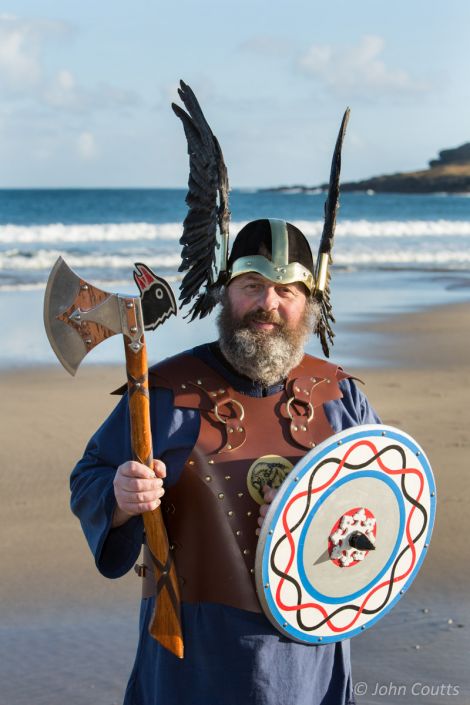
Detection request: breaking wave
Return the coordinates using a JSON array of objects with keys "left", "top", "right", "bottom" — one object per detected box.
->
[
  {"left": 2, "top": 219, "right": 470, "bottom": 245},
  {"left": 2, "top": 217, "right": 470, "bottom": 289},
  {"left": 0, "top": 249, "right": 181, "bottom": 271}
]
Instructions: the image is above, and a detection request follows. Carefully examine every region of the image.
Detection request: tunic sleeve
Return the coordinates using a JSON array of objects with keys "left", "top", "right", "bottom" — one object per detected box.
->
[
  {"left": 324, "top": 378, "right": 381, "bottom": 433},
  {"left": 70, "top": 387, "right": 199, "bottom": 579}
]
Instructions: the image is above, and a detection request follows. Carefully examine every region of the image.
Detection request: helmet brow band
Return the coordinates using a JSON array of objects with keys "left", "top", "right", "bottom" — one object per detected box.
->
[{"left": 230, "top": 256, "right": 314, "bottom": 291}]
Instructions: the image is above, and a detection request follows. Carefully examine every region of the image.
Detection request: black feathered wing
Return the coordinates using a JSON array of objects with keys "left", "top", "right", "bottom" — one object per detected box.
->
[
  {"left": 172, "top": 80, "right": 230, "bottom": 319},
  {"left": 314, "top": 108, "right": 350, "bottom": 357}
]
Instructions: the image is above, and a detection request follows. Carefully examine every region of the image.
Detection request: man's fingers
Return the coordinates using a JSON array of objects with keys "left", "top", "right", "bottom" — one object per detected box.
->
[
  {"left": 262, "top": 485, "right": 277, "bottom": 504},
  {"left": 259, "top": 503, "right": 270, "bottom": 518},
  {"left": 120, "top": 487, "right": 165, "bottom": 504},
  {"left": 117, "top": 460, "right": 156, "bottom": 479},
  {"left": 117, "top": 476, "right": 163, "bottom": 493},
  {"left": 116, "top": 459, "right": 166, "bottom": 482},
  {"left": 114, "top": 459, "right": 167, "bottom": 517},
  {"left": 115, "top": 484, "right": 165, "bottom": 514},
  {"left": 119, "top": 498, "right": 163, "bottom": 515},
  {"left": 152, "top": 459, "right": 167, "bottom": 479},
  {"left": 256, "top": 485, "right": 280, "bottom": 536}
]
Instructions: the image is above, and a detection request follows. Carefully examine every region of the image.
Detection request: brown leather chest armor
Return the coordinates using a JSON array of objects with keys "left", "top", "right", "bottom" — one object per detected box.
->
[{"left": 149, "top": 352, "right": 352, "bottom": 613}]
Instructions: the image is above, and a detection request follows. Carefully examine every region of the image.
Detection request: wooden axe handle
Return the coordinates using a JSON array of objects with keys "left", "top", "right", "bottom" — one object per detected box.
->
[
  {"left": 124, "top": 336, "right": 184, "bottom": 659},
  {"left": 43, "top": 257, "right": 182, "bottom": 654}
]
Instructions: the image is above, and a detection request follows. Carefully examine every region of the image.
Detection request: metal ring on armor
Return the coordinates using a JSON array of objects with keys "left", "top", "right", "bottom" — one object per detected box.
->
[
  {"left": 286, "top": 396, "right": 314, "bottom": 423},
  {"left": 213, "top": 398, "right": 245, "bottom": 424}
]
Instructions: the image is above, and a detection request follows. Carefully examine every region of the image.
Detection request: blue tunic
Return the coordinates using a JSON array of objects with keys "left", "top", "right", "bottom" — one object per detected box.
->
[{"left": 71, "top": 345, "right": 380, "bottom": 705}]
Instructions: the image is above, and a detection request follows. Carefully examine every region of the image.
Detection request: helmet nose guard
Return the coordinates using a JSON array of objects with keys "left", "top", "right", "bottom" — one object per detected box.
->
[{"left": 228, "top": 219, "right": 315, "bottom": 291}]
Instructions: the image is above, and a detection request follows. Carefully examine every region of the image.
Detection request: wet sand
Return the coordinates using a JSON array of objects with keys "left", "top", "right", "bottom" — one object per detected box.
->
[
  {"left": 1, "top": 301, "right": 469, "bottom": 704},
  {"left": 351, "top": 301, "right": 470, "bottom": 704}
]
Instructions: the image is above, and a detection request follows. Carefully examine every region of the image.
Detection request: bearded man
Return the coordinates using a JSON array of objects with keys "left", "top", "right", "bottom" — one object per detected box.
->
[{"left": 71, "top": 218, "right": 380, "bottom": 705}]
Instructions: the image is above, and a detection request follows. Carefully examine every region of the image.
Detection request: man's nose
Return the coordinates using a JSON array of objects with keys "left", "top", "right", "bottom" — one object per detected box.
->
[{"left": 257, "top": 285, "right": 280, "bottom": 310}]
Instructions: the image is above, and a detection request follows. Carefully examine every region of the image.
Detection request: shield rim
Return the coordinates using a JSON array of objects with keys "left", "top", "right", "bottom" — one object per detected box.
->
[{"left": 254, "top": 423, "right": 436, "bottom": 644}]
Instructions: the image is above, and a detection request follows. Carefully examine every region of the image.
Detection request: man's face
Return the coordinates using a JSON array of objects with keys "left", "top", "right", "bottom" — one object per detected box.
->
[
  {"left": 225, "top": 273, "right": 308, "bottom": 331},
  {"left": 217, "top": 273, "right": 317, "bottom": 387}
]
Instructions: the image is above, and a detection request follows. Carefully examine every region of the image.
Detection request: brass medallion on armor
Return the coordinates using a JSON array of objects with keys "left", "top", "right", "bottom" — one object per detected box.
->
[{"left": 247, "top": 455, "right": 294, "bottom": 505}]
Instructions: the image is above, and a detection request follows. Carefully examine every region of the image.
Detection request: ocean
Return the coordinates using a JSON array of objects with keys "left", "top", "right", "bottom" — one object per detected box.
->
[
  {"left": 2, "top": 189, "right": 469, "bottom": 705},
  {"left": 1, "top": 188, "right": 469, "bottom": 367}
]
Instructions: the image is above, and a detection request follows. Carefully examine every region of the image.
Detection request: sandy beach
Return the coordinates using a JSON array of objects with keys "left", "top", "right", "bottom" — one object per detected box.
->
[{"left": 1, "top": 300, "right": 469, "bottom": 705}]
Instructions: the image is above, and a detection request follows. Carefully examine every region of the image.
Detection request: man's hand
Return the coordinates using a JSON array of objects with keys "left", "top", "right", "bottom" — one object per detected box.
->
[
  {"left": 112, "top": 459, "right": 166, "bottom": 528},
  {"left": 256, "top": 484, "right": 278, "bottom": 536}
]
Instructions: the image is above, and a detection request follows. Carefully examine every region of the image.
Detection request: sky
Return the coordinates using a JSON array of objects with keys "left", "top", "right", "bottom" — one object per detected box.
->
[{"left": 0, "top": 0, "right": 469, "bottom": 188}]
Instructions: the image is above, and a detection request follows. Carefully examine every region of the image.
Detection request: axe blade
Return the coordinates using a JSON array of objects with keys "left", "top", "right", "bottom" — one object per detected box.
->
[
  {"left": 44, "top": 257, "right": 87, "bottom": 375},
  {"left": 43, "top": 257, "right": 123, "bottom": 376}
]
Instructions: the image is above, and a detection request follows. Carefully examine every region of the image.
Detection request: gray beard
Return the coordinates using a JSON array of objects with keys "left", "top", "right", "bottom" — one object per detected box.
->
[{"left": 217, "top": 297, "right": 319, "bottom": 387}]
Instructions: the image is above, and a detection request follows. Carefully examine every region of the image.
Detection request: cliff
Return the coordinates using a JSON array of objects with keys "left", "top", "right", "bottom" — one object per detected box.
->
[
  {"left": 339, "top": 162, "right": 470, "bottom": 194},
  {"left": 268, "top": 143, "right": 470, "bottom": 194}
]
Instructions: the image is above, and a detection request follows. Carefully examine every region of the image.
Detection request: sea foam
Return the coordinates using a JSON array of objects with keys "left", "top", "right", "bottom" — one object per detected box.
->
[{"left": 1, "top": 219, "right": 470, "bottom": 245}]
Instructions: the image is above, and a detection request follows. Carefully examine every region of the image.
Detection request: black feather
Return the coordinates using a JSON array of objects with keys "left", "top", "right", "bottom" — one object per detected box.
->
[
  {"left": 319, "top": 109, "right": 350, "bottom": 258},
  {"left": 314, "top": 108, "right": 350, "bottom": 357},
  {"left": 172, "top": 81, "right": 230, "bottom": 319}
]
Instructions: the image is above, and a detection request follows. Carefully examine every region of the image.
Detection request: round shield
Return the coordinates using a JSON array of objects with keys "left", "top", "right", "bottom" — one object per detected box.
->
[{"left": 255, "top": 424, "right": 436, "bottom": 644}]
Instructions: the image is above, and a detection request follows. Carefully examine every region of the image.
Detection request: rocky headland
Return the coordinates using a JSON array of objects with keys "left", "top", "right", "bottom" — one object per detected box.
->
[{"left": 268, "top": 143, "right": 470, "bottom": 194}]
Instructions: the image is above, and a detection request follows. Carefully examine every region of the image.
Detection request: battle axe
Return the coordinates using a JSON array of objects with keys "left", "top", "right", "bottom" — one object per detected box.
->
[{"left": 44, "top": 257, "right": 184, "bottom": 658}]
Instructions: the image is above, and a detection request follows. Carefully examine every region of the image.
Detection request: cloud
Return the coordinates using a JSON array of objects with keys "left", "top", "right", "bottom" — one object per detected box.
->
[
  {"left": 298, "top": 35, "right": 429, "bottom": 100},
  {"left": 44, "top": 69, "right": 81, "bottom": 109},
  {"left": 0, "top": 14, "right": 140, "bottom": 114},
  {"left": 77, "top": 131, "right": 96, "bottom": 160},
  {"left": 44, "top": 69, "right": 140, "bottom": 113},
  {"left": 0, "top": 14, "right": 72, "bottom": 94}
]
